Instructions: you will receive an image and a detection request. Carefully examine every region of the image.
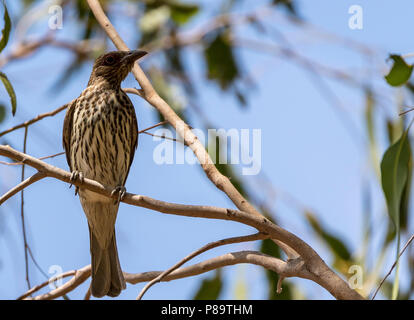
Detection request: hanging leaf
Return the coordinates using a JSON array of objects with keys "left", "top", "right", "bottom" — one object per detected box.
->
[
  {"left": 204, "top": 31, "right": 240, "bottom": 90},
  {"left": 381, "top": 125, "right": 412, "bottom": 228},
  {"left": 385, "top": 55, "right": 413, "bottom": 87},
  {"left": 305, "top": 212, "right": 352, "bottom": 263},
  {"left": 0, "top": 72, "right": 16, "bottom": 116},
  {"left": 207, "top": 135, "right": 247, "bottom": 197},
  {"left": 380, "top": 123, "right": 412, "bottom": 299},
  {"left": 0, "top": 1, "right": 11, "bottom": 53},
  {"left": 169, "top": 2, "right": 199, "bottom": 25},
  {"left": 0, "top": 103, "right": 5, "bottom": 123},
  {"left": 140, "top": 6, "right": 170, "bottom": 33},
  {"left": 193, "top": 270, "right": 222, "bottom": 300},
  {"left": 272, "top": 0, "right": 298, "bottom": 16}
]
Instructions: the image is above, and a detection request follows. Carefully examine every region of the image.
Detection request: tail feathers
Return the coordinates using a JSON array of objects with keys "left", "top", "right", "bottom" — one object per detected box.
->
[{"left": 89, "top": 227, "right": 126, "bottom": 298}]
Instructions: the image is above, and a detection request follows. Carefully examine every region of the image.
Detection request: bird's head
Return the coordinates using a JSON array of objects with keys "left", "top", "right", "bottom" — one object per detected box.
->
[{"left": 88, "top": 50, "right": 147, "bottom": 88}]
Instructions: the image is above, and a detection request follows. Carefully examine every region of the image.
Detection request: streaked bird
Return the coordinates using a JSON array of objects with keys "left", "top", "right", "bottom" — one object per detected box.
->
[{"left": 63, "top": 50, "right": 147, "bottom": 297}]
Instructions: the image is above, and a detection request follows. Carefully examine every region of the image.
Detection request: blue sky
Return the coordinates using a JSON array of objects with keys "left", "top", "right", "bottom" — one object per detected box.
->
[{"left": 1, "top": 0, "right": 414, "bottom": 300}]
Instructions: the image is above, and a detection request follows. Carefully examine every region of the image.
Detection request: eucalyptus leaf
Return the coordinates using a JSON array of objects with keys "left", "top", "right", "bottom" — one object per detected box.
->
[
  {"left": 380, "top": 123, "right": 412, "bottom": 299},
  {"left": 169, "top": 2, "right": 199, "bottom": 25},
  {"left": 204, "top": 32, "right": 239, "bottom": 90},
  {"left": 305, "top": 212, "right": 352, "bottom": 262},
  {"left": 272, "top": 0, "right": 298, "bottom": 16},
  {"left": 381, "top": 126, "right": 412, "bottom": 228},
  {"left": 385, "top": 55, "right": 413, "bottom": 87},
  {"left": 0, "top": 72, "right": 16, "bottom": 116},
  {"left": 0, "top": 1, "right": 11, "bottom": 53},
  {"left": 193, "top": 270, "right": 222, "bottom": 300},
  {"left": 0, "top": 104, "right": 5, "bottom": 123}
]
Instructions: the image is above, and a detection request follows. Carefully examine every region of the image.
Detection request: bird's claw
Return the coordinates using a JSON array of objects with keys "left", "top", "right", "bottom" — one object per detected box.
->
[
  {"left": 69, "top": 171, "right": 84, "bottom": 196},
  {"left": 111, "top": 186, "right": 126, "bottom": 204}
]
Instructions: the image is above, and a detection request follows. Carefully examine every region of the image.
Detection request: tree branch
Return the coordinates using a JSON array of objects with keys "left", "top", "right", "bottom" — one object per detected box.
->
[
  {"left": 136, "top": 232, "right": 270, "bottom": 300},
  {"left": 0, "top": 145, "right": 363, "bottom": 300},
  {"left": 25, "top": 265, "right": 92, "bottom": 300},
  {"left": 17, "top": 269, "right": 77, "bottom": 300},
  {"left": 371, "top": 233, "right": 414, "bottom": 299},
  {"left": 25, "top": 251, "right": 303, "bottom": 300}
]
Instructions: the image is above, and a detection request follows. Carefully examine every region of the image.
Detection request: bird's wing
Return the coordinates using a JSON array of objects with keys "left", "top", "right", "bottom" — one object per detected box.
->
[
  {"left": 122, "top": 94, "right": 138, "bottom": 186},
  {"left": 62, "top": 100, "right": 76, "bottom": 171}
]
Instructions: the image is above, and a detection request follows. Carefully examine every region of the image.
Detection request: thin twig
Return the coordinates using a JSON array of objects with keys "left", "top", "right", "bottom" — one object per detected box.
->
[
  {"left": 141, "top": 131, "right": 184, "bottom": 143},
  {"left": 136, "top": 232, "right": 270, "bottom": 299},
  {"left": 17, "top": 269, "right": 77, "bottom": 300},
  {"left": 399, "top": 107, "right": 414, "bottom": 116},
  {"left": 21, "top": 126, "right": 30, "bottom": 290},
  {"left": 371, "top": 234, "right": 414, "bottom": 300},
  {"left": 0, "top": 151, "right": 66, "bottom": 166},
  {"left": 277, "top": 276, "right": 284, "bottom": 294},
  {"left": 0, "top": 171, "right": 46, "bottom": 205},
  {"left": 84, "top": 284, "right": 92, "bottom": 300},
  {"left": 24, "top": 265, "right": 92, "bottom": 300},
  {"left": 122, "top": 87, "right": 144, "bottom": 97},
  {"left": 27, "top": 246, "right": 49, "bottom": 279},
  {"left": 0, "top": 104, "right": 68, "bottom": 138},
  {"left": 138, "top": 121, "right": 168, "bottom": 134},
  {"left": 0, "top": 121, "right": 166, "bottom": 167}
]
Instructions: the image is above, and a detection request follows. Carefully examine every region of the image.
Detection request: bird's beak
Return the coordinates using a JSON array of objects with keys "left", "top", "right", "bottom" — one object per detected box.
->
[{"left": 121, "top": 50, "right": 148, "bottom": 64}]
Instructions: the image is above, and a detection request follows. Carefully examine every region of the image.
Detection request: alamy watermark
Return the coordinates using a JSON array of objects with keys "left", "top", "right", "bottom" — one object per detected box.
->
[
  {"left": 152, "top": 122, "right": 262, "bottom": 176},
  {"left": 48, "top": 4, "right": 63, "bottom": 30},
  {"left": 48, "top": 264, "right": 64, "bottom": 289},
  {"left": 348, "top": 264, "right": 363, "bottom": 289},
  {"left": 348, "top": 5, "right": 363, "bottom": 30}
]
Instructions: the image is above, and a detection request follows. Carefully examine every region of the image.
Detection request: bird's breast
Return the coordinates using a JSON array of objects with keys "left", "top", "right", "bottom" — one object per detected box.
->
[{"left": 70, "top": 89, "right": 134, "bottom": 188}]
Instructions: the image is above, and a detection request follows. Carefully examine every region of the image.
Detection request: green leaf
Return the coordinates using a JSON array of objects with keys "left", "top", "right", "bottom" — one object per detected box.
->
[
  {"left": 380, "top": 123, "right": 412, "bottom": 299},
  {"left": 207, "top": 135, "right": 247, "bottom": 197},
  {"left": 381, "top": 125, "right": 412, "bottom": 228},
  {"left": 0, "top": 1, "right": 11, "bottom": 53},
  {"left": 385, "top": 55, "right": 413, "bottom": 87},
  {"left": 0, "top": 72, "right": 16, "bottom": 116},
  {"left": 169, "top": 2, "right": 199, "bottom": 25},
  {"left": 193, "top": 270, "right": 222, "bottom": 300},
  {"left": 272, "top": 0, "right": 298, "bottom": 16},
  {"left": 0, "top": 104, "right": 5, "bottom": 123},
  {"left": 140, "top": 6, "right": 170, "bottom": 33},
  {"left": 204, "top": 32, "right": 239, "bottom": 90},
  {"left": 305, "top": 212, "right": 352, "bottom": 262}
]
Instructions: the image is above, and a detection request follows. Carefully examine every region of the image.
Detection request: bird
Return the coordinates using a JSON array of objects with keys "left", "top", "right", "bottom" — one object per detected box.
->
[{"left": 62, "top": 50, "right": 147, "bottom": 297}]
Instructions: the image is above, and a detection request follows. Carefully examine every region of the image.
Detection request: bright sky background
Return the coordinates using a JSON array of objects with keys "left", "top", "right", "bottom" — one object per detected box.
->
[{"left": 1, "top": 0, "right": 414, "bottom": 300}]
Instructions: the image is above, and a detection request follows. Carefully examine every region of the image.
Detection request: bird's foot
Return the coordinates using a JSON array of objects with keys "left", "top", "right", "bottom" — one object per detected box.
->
[
  {"left": 111, "top": 185, "right": 126, "bottom": 204},
  {"left": 69, "top": 171, "right": 84, "bottom": 196}
]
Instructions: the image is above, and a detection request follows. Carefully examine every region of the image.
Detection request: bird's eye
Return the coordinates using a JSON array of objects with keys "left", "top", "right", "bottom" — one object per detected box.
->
[{"left": 104, "top": 56, "right": 116, "bottom": 65}]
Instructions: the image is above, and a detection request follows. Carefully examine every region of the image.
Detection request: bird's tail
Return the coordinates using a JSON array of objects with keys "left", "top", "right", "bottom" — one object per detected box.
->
[{"left": 89, "top": 226, "right": 126, "bottom": 297}]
